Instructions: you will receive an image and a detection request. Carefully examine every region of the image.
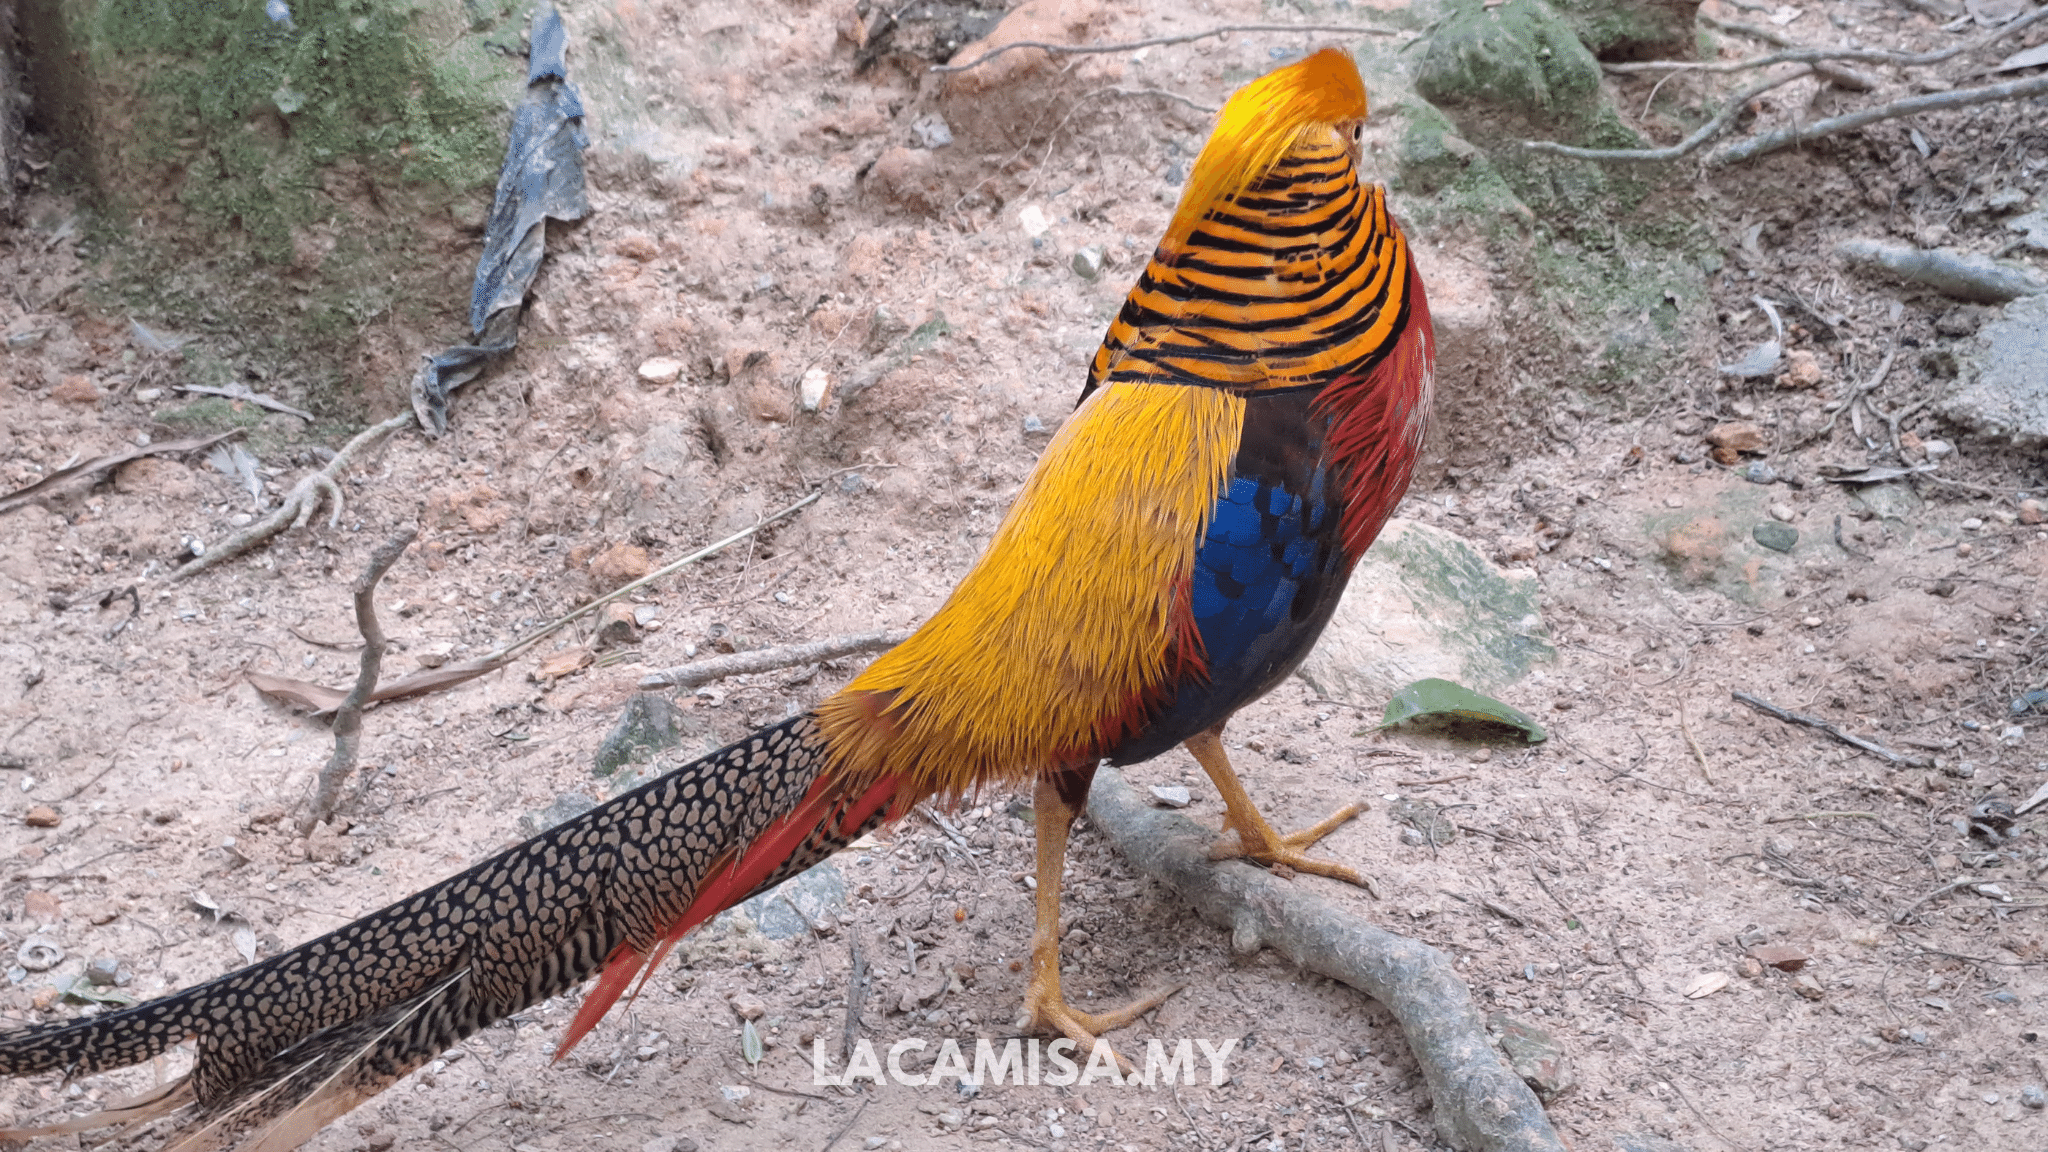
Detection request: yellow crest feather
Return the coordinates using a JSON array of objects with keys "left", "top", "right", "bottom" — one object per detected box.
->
[{"left": 1167, "top": 47, "right": 1368, "bottom": 248}]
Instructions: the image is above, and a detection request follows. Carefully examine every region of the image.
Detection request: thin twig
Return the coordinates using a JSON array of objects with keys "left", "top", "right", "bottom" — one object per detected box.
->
[
  {"left": 932, "top": 22, "right": 1403, "bottom": 74},
  {"left": 819, "top": 1098, "right": 869, "bottom": 1152},
  {"left": 1523, "top": 69, "right": 1811, "bottom": 162},
  {"left": 172, "top": 384, "right": 314, "bottom": 422},
  {"left": 1611, "top": 4, "right": 2048, "bottom": 73},
  {"left": 1731, "top": 690, "right": 1934, "bottom": 768},
  {"left": 174, "top": 412, "right": 413, "bottom": 580},
  {"left": 1678, "top": 698, "right": 1715, "bottom": 786},
  {"left": 639, "top": 629, "right": 911, "bottom": 690},
  {"left": 841, "top": 932, "right": 869, "bottom": 1064},
  {"left": 1764, "top": 810, "right": 1885, "bottom": 824},
  {"left": 303, "top": 528, "right": 415, "bottom": 832},
  {"left": 1894, "top": 879, "right": 1974, "bottom": 924},
  {"left": 1712, "top": 72, "right": 2048, "bottom": 165},
  {"left": 1797, "top": 346, "right": 1896, "bottom": 448}
]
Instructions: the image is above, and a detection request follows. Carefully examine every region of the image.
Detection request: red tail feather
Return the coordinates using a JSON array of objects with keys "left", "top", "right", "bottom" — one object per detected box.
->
[{"left": 553, "top": 775, "right": 903, "bottom": 1060}]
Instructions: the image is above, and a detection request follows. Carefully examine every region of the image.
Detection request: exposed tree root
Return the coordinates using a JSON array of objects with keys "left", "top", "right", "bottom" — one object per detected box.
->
[{"left": 1086, "top": 766, "right": 1567, "bottom": 1152}]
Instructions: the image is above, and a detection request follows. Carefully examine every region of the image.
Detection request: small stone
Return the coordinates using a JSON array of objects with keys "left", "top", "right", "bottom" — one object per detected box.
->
[
  {"left": 24, "top": 805, "right": 59, "bottom": 828},
  {"left": 1307, "top": 1056, "right": 1325, "bottom": 1069},
  {"left": 1491, "top": 1014, "right": 1575, "bottom": 1103},
  {"left": 135, "top": 387, "right": 163, "bottom": 402},
  {"left": 1982, "top": 1091, "right": 2001, "bottom": 1105},
  {"left": 1793, "top": 973, "right": 1825, "bottom": 1000},
  {"left": 1070, "top": 244, "right": 1106, "bottom": 282},
  {"left": 86, "top": 956, "right": 121, "bottom": 986},
  {"left": 1962, "top": 517, "right": 1985, "bottom": 531},
  {"left": 595, "top": 602, "right": 640, "bottom": 649},
  {"left": 637, "top": 357, "right": 685, "bottom": 385},
  {"left": 1706, "top": 421, "right": 1767, "bottom": 454},
  {"left": 2019, "top": 499, "right": 2045, "bottom": 525},
  {"left": 865, "top": 1139, "right": 888, "bottom": 1150},
  {"left": 799, "top": 366, "right": 831, "bottom": 412},
  {"left": 2021, "top": 1085, "right": 2045, "bottom": 1109},
  {"left": 1777, "top": 349, "right": 1823, "bottom": 389},
  {"left": 1017, "top": 204, "right": 1050, "bottom": 239},
  {"left": 1749, "top": 944, "right": 1810, "bottom": 971},
  {"left": 1022, "top": 415, "right": 1045, "bottom": 434},
  {"left": 1399, "top": 827, "right": 1427, "bottom": 846},
  {"left": 1769, "top": 503, "right": 1795, "bottom": 522},
  {"left": 1149, "top": 785, "right": 1191, "bottom": 809},
  {"left": 588, "top": 543, "right": 652, "bottom": 589},
  {"left": 910, "top": 113, "right": 953, "bottom": 149},
  {"left": 1470, "top": 746, "right": 1493, "bottom": 763},
  {"left": 51, "top": 374, "right": 101, "bottom": 405},
  {"left": 1743, "top": 461, "right": 1779, "bottom": 485},
  {"left": 1957, "top": 542, "right": 1974, "bottom": 557},
  {"left": 2002, "top": 725, "right": 2027, "bottom": 746},
  {"left": 1039, "top": 1120, "right": 1059, "bottom": 1137},
  {"left": 1738, "top": 956, "right": 1764, "bottom": 978},
  {"left": 730, "top": 993, "right": 766, "bottom": 1021},
  {"left": 1801, "top": 615, "right": 1824, "bottom": 628},
  {"left": 1753, "top": 522, "right": 1799, "bottom": 552}
]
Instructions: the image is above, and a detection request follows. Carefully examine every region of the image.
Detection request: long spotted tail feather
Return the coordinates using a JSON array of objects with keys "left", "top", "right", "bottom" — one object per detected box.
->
[{"left": 0, "top": 714, "right": 898, "bottom": 1149}]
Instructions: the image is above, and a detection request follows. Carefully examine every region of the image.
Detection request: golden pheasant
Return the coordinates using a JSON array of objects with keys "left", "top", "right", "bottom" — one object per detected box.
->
[{"left": 0, "top": 46, "right": 1433, "bottom": 1148}]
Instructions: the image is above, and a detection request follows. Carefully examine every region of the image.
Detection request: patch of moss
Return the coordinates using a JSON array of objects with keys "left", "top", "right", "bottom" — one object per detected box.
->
[
  {"left": 84, "top": 0, "right": 518, "bottom": 261},
  {"left": 1414, "top": 0, "right": 1604, "bottom": 128},
  {"left": 155, "top": 397, "right": 269, "bottom": 434}
]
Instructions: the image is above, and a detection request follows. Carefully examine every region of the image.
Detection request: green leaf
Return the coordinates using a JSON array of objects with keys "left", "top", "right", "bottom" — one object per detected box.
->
[
  {"left": 741, "top": 1018, "right": 763, "bottom": 1068},
  {"left": 62, "top": 978, "right": 138, "bottom": 1007},
  {"left": 1380, "top": 678, "right": 1547, "bottom": 743}
]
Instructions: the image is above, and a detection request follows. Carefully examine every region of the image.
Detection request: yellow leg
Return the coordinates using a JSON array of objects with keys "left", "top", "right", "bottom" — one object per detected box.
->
[
  {"left": 1185, "top": 726, "right": 1370, "bottom": 887},
  {"left": 1017, "top": 771, "right": 1181, "bottom": 1065}
]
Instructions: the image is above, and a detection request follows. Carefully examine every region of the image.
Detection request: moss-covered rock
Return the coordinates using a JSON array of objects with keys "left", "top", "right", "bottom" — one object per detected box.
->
[
  {"left": 30, "top": 0, "right": 536, "bottom": 415},
  {"left": 1548, "top": 0, "right": 1701, "bottom": 61},
  {"left": 1414, "top": 0, "right": 1605, "bottom": 131}
]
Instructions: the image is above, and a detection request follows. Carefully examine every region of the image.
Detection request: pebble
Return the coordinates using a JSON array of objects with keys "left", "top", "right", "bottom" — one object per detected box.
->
[
  {"left": 1753, "top": 522, "right": 1798, "bottom": 552},
  {"left": 1962, "top": 517, "right": 1984, "bottom": 531},
  {"left": 2022, "top": 1085, "right": 2046, "bottom": 1109},
  {"left": 1982, "top": 1091, "right": 2001, "bottom": 1105},
  {"left": 2020, "top": 498, "right": 2045, "bottom": 525},
  {"left": 1743, "top": 461, "right": 1778, "bottom": 485},
  {"left": 637, "top": 357, "right": 685, "bottom": 385},
  {"left": 1070, "top": 244, "right": 1106, "bottom": 282},
  {"left": 799, "top": 366, "right": 831, "bottom": 412},
  {"left": 1664, "top": 495, "right": 1683, "bottom": 508},
  {"left": 85, "top": 956, "right": 121, "bottom": 986},
  {"left": 135, "top": 387, "right": 163, "bottom": 402},
  {"left": 1957, "top": 543, "right": 1974, "bottom": 557},
  {"left": 730, "top": 993, "right": 766, "bottom": 1020},
  {"left": 2002, "top": 725, "right": 2027, "bottom": 746},
  {"left": 1399, "top": 827, "right": 1428, "bottom": 846},
  {"left": 1470, "top": 746, "right": 1493, "bottom": 763},
  {"left": 1801, "top": 615, "right": 1824, "bottom": 628},
  {"left": 1017, "top": 204, "right": 1050, "bottom": 239},
  {"left": 865, "top": 1139, "right": 888, "bottom": 1150},
  {"left": 1768, "top": 503, "right": 1795, "bottom": 522},
  {"left": 229, "top": 512, "right": 252, "bottom": 527},
  {"left": 1149, "top": 784, "right": 1191, "bottom": 808},
  {"left": 1924, "top": 438, "right": 1954, "bottom": 460},
  {"left": 1022, "top": 415, "right": 1045, "bottom": 434}
]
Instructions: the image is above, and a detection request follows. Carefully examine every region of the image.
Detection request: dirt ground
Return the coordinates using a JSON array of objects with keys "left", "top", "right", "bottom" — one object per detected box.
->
[{"left": 3, "top": 0, "right": 2048, "bottom": 1150}]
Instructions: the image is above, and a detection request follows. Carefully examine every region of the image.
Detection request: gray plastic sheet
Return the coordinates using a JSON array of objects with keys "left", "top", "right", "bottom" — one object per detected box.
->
[{"left": 410, "top": 3, "right": 589, "bottom": 436}]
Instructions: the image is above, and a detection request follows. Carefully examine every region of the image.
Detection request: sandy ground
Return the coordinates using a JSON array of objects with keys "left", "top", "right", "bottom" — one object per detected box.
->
[{"left": 3, "top": 0, "right": 2048, "bottom": 1150}]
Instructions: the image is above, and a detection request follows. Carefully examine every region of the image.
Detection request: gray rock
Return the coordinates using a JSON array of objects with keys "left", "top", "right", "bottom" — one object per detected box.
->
[
  {"left": 1752, "top": 522, "right": 1798, "bottom": 552},
  {"left": 2009, "top": 209, "right": 2048, "bottom": 252},
  {"left": 594, "top": 693, "right": 687, "bottom": 778},
  {"left": 518, "top": 792, "right": 598, "bottom": 837},
  {"left": 1070, "top": 244, "right": 1106, "bottom": 282},
  {"left": 1149, "top": 784, "right": 1192, "bottom": 808},
  {"left": 2021, "top": 1084, "right": 2045, "bottom": 1109},
  {"left": 1489, "top": 1013, "right": 1575, "bottom": 1102},
  {"left": 1297, "top": 519, "right": 1552, "bottom": 704},
  {"left": 86, "top": 956, "right": 122, "bottom": 986},
  {"left": 1838, "top": 238, "right": 2048, "bottom": 304},
  {"left": 910, "top": 113, "right": 953, "bottom": 150},
  {"left": 1940, "top": 294, "right": 2048, "bottom": 446},
  {"left": 731, "top": 861, "right": 847, "bottom": 940}
]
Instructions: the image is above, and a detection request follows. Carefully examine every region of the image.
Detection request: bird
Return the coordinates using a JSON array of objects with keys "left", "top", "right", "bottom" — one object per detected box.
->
[{"left": 0, "top": 45, "right": 1432, "bottom": 1150}]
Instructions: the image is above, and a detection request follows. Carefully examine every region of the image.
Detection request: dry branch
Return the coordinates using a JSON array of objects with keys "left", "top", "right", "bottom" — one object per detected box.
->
[
  {"left": 1710, "top": 72, "right": 2048, "bottom": 164},
  {"left": 1732, "top": 690, "right": 1934, "bottom": 768},
  {"left": 173, "top": 412, "right": 414, "bottom": 581},
  {"left": 1086, "top": 766, "right": 1565, "bottom": 1152},
  {"left": 304, "top": 527, "right": 414, "bottom": 832},
  {"left": 932, "top": 22, "right": 1403, "bottom": 74},
  {"left": 1524, "top": 69, "right": 1811, "bottom": 163},
  {"left": 638, "top": 629, "right": 912, "bottom": 691}
]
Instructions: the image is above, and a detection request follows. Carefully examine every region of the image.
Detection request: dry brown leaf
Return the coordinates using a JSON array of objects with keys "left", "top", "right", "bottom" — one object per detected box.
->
[
  {"left": 0, "top": 431, "right": 240, "bottom": 516},
  {"left": 536, "top": 647, "right": 594, "bottom": 680},
  {"left": 247, "top": 656, "right": 509, "bottom": 716},
  {"left": 1683, "top": 971, "right": 1731, "bottom": 999},
  {"left": 246, "top": 672, "right": 349, "bottom": 713}
]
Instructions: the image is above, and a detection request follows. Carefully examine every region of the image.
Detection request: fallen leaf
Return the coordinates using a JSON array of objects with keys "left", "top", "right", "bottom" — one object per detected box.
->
[
  {"left": 247, "top": 655, "right": 512, "bottom": 716},
  {"left": 1381, "top": 679, "right": 1547, "bottom": 743},
  {"left": 1684, "top": 971, "right": 1731, "bottom": 999},
  {"left": 0, "top": 431, "right": 241, "bottom": 516},
  {"left": 537, "top": 647, "right": 594, "bottom": 680}
]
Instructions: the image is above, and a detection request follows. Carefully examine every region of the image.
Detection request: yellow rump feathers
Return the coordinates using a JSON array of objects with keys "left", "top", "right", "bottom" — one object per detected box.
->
[
  {"left": 816, "top": 382, "right": 1243, "bottom": 797},
  {"left": 1166, "top": 47, "right": 1368, "bottom": 249}
]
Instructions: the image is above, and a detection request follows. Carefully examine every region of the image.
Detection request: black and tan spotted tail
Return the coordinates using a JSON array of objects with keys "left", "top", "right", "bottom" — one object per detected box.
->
[{"left": 0, "top": 714, "right": 888, "bottom": 1150}]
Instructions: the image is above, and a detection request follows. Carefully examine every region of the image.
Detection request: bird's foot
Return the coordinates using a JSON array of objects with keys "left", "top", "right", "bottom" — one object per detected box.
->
[
  {"left": 1017, "top": 985, "right": 1183, "bottom": 1072},
  {"left": 1209, "top": 801, "right": 1372, "bottom": 887}
]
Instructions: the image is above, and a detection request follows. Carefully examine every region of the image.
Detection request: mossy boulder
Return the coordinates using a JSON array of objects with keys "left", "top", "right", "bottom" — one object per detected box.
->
[
  {"left": 1414, "top": 0, "right": 1606, "bottom": 133},
  {"left": 25, "top": 0, "right": 537, "bottom": 413}
]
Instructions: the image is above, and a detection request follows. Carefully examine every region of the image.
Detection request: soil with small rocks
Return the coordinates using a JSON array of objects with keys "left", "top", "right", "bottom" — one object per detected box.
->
[{"left": 2, "top": 0, "right": 2047, "bottom": 1150}]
